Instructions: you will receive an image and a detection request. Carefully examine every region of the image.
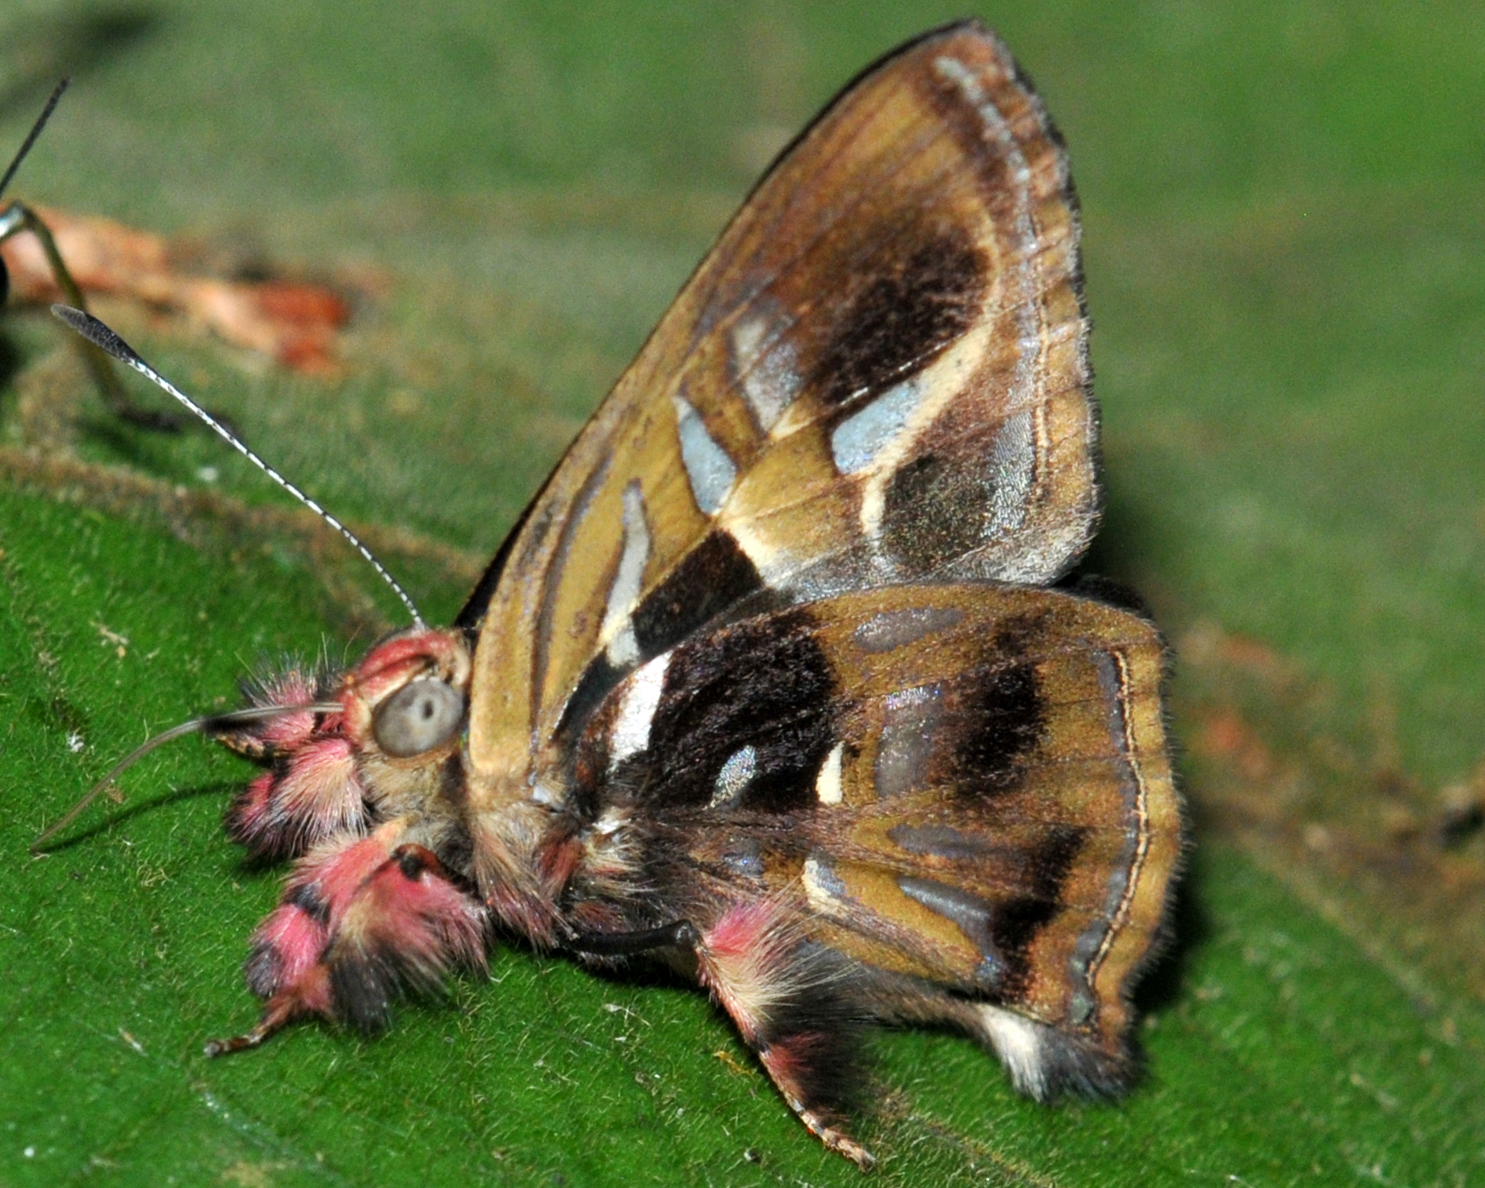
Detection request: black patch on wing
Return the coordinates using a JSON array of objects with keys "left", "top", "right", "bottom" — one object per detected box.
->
[
  {"left": 555, "top": 533, "right": 768, "bottom": 771},
  {"left": 813, "top": 225, "right": 985, "bottom": 410},
  {"left": 631, "top": 530, "right": 765, "bottom": 657},
  {"left": 947, "top": 659, "right": 1046, "bottom": 796},
  {"left": 942, "top": 615, "right": 1049, "bottom": 797},
  {"left": 880, "top": 449, "right": 989, "bottom": 572},
  {"left": 988, "top": 824, "right": 1086, "bottom": 999},
  {"left": 631, "top": 607, "right": 839, "bottom": 814}
]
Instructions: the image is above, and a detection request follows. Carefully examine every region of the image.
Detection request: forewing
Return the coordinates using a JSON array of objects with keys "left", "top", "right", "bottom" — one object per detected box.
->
[
  {"left": 573, "top": 585, "right": 1177, "bottom": 1061},
  {"left": 463, "top": 21, "right": 1094, "bottom": 790}
]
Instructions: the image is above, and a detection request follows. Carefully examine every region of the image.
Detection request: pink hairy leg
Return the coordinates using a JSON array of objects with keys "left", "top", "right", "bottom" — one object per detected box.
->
[
  {"left": 694, "top": 899, "right": 875, "bottom": 1170},
  {"left": 207, "top": 820, "right": 488, "bottom": 1055}
]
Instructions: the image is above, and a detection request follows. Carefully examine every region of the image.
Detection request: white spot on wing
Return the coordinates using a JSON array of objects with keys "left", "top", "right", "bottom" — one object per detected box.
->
[
  {"left": 932, "top": 56, "right": 1043, "bottom": 400},
  {"left": 594, "top": 808, "right": 628, "bottom": 837},
  {"left": 732, "top": 314, "right": 767, "bottom": 368},
  {"left": 801, "top": 856, "right": 846, "bottom": 913},
  {"left": 976, "top": 1004, "right": 1050, "bottom": 1099},
  {"left": 609, "top": 653, "right": 670, "bottom": 770},
  {"left": 600, "top": 481, "right": 651, "bottom": 668},
  {"left": 884, "top": 685, "right": 934, "bottom": 713},
  {"left": 815, "top": 741, "right": 844, "bottom": 805},
  {"left": 730, "top": 312, "right": 797, "bottom": 433},
  {"left": 710, "top": 744, "right": 757, "bottom": 807},
  {"left": 672, "top": 393, "right": 737, "bottom": 514},
  {"left": 830, "top": 377, "right": 924, "bottom": 474},
  {"left": 530, "top": 778, "right": 563, "bottom": 806},
  {"left": 984, "top": 409, "right": 1034, "bottom": 538}
]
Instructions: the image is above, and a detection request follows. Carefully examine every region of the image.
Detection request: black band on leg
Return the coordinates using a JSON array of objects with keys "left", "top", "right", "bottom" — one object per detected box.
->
[{"left": 564, "top": 919, "right": 700, "bottom": 956}]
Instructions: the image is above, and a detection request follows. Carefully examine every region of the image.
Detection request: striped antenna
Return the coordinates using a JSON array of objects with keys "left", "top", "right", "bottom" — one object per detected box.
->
[{"left": 52, "top": 304, "right": 426, "bottom": 627}]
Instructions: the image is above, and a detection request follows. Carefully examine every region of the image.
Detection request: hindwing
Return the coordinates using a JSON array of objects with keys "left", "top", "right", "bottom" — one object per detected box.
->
[
  {"left": 460, "top": 22, "right": 1095, "bottom": 794},
  {"left": 568, "top": 584, "right": 1176, "bottom": 1071}
]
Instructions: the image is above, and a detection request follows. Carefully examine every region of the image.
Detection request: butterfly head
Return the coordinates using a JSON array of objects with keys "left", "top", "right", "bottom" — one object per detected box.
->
[
  {"left": 344, "top": 629, "right": 471, "bottom": 760},
  {"left": 219, "top": 628, "right": 472, "bottom": 862}
]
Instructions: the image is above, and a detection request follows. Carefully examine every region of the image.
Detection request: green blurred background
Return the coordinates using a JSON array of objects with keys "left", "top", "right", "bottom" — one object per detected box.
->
[{"left": 1, "top": 2, "right": 1482, "bottom": 1185}]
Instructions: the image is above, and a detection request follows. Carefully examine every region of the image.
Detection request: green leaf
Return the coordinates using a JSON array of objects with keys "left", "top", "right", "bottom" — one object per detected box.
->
[{"left": 3, "top": 2, "right": 1483, "bottom": 1185}]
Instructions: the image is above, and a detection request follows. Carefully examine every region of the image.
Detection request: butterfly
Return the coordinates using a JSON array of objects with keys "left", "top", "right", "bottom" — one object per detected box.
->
[{"left": 48, "top": 19, "right": 1181, "bottom": 1169}]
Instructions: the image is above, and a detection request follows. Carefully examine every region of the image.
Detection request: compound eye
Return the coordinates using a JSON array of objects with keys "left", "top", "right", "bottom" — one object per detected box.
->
[{"left": 373, "top": 679, "right": 464, "bottom": 758}]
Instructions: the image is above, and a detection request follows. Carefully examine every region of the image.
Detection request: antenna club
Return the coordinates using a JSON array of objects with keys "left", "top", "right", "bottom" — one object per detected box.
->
[{"left": 51, "top": 304, "right": 143, "bottom": 365}]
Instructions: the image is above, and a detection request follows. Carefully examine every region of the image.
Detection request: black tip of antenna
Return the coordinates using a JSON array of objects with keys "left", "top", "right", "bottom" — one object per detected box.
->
[{"left": 51, "top": 303, "right": 144, "bottom": 367}]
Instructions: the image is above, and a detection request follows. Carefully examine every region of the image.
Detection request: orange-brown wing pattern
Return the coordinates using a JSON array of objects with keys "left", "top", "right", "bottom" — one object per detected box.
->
[
  {"left": 568, "top": 584, "right": 1177, "bottom": 1082},
  {"left": 463, "top": 22, "right": 1094, "bottom": 801}
]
